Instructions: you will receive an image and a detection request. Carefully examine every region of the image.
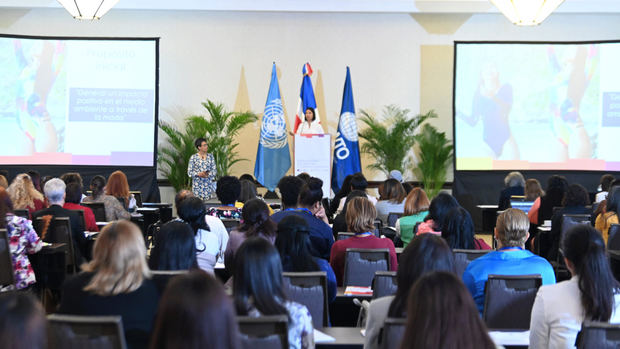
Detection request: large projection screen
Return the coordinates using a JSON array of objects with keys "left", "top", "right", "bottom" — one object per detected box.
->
[
  {"left": 454, "top": 41, "right": 620, "bottom": 172},
  {"left": 0, "top": 35, "right": 158, "bottom": 167}
]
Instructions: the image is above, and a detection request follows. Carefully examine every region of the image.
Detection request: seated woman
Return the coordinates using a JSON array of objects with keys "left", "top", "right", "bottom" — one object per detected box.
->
[
  {"left": 529, "top": 175, "right": 568, "bottom": 226},
  {"left": 0, "top": 292, "right": 46, "bottom": 349},
  {"left": 7, "top": 173, "right": 45, "bottom": 216},
  {"left": 148, "top": 220, "right": 197, "bottom": 271},
  {"left": 441, "top": 207, "right": 491, "bottom": 250},
  {"left": 105, "top": 170, "right": 137, "bottom": 213},
  {"left": 498, "top": 171, "right": 525, "bottom": 211},
  {"left": 374, "top": 179, "right": 406, "bottom": 224},
  {"left": 545, "top": 183, "right": 591, "bottom": 260},
  {"left": 416, "top": 192, "right": 460, "bottom": 236},
  {"left": 364, "top": 234, "right": 454, "bottom": 349},
  {"left": 150, "top": 270, "right": 241, "bottom": 349},
  {"left": 530, "top": 224, "right": 620, "bottom": 348},
  {"left": 207, "top": 176, "right": 242, "bottom": 219},
  {"left": 329, "top": 174, "right": 353, "bottom": 217},
  {"left": 177, "top": 197, "right": 228, "bottom": 274},
  {"left": 596, "top": 186, "right": 620, "bottom": 244},
  {"left": 0, "top": 188, "right": 42, "bottom": 290},
  {"left": 525, "top": 178, "right": 545, "bottom": 202},
  {"left": 331, "top": 190, "right": 367, "bottom": 237},
  {"left": 276, "top": 215, "right": 337, "bottom": 302},
  {"left": 237, "top": 179, "right": 273, "bottom": 214},
  {"left": 395, "top": 187, "right": 430, "bottom": 247},
  {"left": 400, "top": 272, "right": 496, "bottom": 349},
  {"left": 83, "top": 175, "right": 131, "bottom": 221},
  {"left": 233, "top": 237, "right": 314, "bottom": 349},
  {"left": 63, "top": 182, "right": 99, "bottom": 232},
  {"left": 58, "top": 220, "right": 159, "bottom": 349},
  {"left": 329, "top": 197, "right": 398, "bottom": 286}
]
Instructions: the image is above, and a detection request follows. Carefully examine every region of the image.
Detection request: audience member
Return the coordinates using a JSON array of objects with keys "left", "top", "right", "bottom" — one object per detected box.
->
[
  {"left": 26, "top": 170, "right": 41, "bottom": 193},
  {"left": 106, "top": 170, "right": 137, "bottom": 212},
  {"left": 524, "top": 178, "right": 545, "bottom": 202},
  {"left": 395, "top": 187, "right": 429, "bottom": 247},
  {"left": 329, "top": 174, "right": 353, "bottom": 216},
  {"left": 207, "top": 176, "right": 242, "bottom": 219},
  {"left": 58, "top": 220, "right": 159, "bottom": 349},
  {"left": 276, "top": 215, "right": 337, "bottom": 302},
  {"left": 0, "top": 188, "right": 42, "bottom": 290},
  {"left": 237, "top": 179, "right": 273, "bottom": 214},
  {"left": 63, "top": 182, "right": 99, "bottom": 232},
  {"left": 83, "top": 175, "right": 131, "bottom": 221},
  {"left": 349, "top": 172, "right": 377, "bottom": 205},
  {"left": 441, "top": 206, "right": 491, "bottom": 250},
  {"left": 296, "top": 172, "right": 311, "bottom": 184},
  {"left": 233, "top": 237, "right": 314, "bottom": 349},
  {"left": 0, "top": 292, "right": 46, "bottom": 349},
  {"left": 596, "top": 186, "right": 620, "bottom": 244},
  {"left": 402, "top": 182, "right": 413, "bottom": 194},
  {"left": 529, "top": 175, "right": 568, "bottom": 225},
  {"left": 330, "top": 197, "right": 398, "bottom": 286},
  {"left": 150, "top": 270, "right": 241, "bottom": 349},
  {"left": 148, "top": 220, "right": 197, "bottom": 271},
  {"left": 59, "top": 172, "right": 83, "bottom": 187},
  {"left": 273, "top": 175, "right": 305, "bottom": 212},
  {"left": 416, "top": 192, "right": 459, "bottom": 235},
  {"left": 388, "top": 169, "right": 403, "bottom": 183},
  {"left": 364, "top": 234, "right": 454, "bottom": 349},
  {"left": 8, "top": 173, "right": 45, "bottom": 215},
  {"left": 400, "top": 272, "right": 496, "bottom": 349},
  {"left": 596, "top": 174, "right": 616, "bottom": 203},
  {"left": 332, "top": 190, "right": 367, "bottom": 236},
  {"left": 0, "top": 175, "right": 8, "bottom": 189},
  {"left": 530, "top": 224, "right": 620, "bottom": 348},
  {"left": 463, "top": 208, "right": 555, "bottom": 313},
  {"left": 239, "top": 173, "right": 256, "bottom": 183},
  {"left": 375, "top": 178, "right": 406, "bottom": 224},
  {"left": 498, "top": 171, "right": 525, "bottom": 211}
]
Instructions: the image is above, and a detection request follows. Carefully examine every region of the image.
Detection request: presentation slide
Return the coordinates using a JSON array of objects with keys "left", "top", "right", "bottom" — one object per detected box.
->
[
  {"left": 0, "top": 36, "right": 157, "bottom": 166},
  {"left": 454, "top": 41, "right": 620, "bottom": 171}
]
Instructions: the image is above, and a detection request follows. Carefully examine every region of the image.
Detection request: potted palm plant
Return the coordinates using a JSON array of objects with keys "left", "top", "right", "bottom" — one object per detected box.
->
[{"left": 412, "top": 123, "right": 454, "bottom": 199}]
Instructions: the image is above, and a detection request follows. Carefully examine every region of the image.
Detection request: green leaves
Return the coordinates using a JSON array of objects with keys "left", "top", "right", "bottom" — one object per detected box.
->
[{"left": 413, "top": 123, "right": 453, "bottom": 199}]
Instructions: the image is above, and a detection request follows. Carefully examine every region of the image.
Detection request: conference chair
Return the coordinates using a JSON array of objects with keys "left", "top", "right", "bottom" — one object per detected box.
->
[
  {"left": 71, "top": 209, "right": 86, "bottom": 231},
  {"left": 483, "top": 274, "right": 542, "bottom": 330},
  {"left": 608, "top": 224, "right": 620, "bottom": 251},
  {"left": 373, "top": 219, "right": 382, "bottom": 236},
  {"left": 372, "top": 271, "right": 397, "bottom": 299},
  {"left": 386, "top": 212, "right": 403, "bottom": 228},
  {"left": 576, "top": 320, "right": 620, "bottom": 348},
  {"left": 34, "top": 217, "right": 77, "bottom": 274},
  {"left": 343, "top": 248, "right": 390, "bottom": 287},
  {"left": 336, "top": 232, "right": 355, "bottom": 241},
  {"left": 282, "top": 271, "right": 329, "bottom": 328},
  {"left": 237, "top": 315, "right": 288, "bottom": 349},
  {"left": 380, "top": 317, "right": 407, "bottom": 349},
  {"left": 142, "top": 202, "right": 173, "bottom": 223},
  {"left": 47, "top": 314, "right": 127, "bottom": 349},
  {"left": 221, "top": 218, "right": 240, "bottom": 233},
  {"left": 0, "top": 229, "right": 15, "bottom": 289},
  {"left": 13, "top": 209, "right": 29, "bottom": 219},
  {"left": 151, "top": 269, "right": 188, "bottom": 294},
  {"left": 80, "top": 202, "right": 106, "bottom": 222},
  {"left": 453, "top": 249, "right": 491, "bottom": 277}
]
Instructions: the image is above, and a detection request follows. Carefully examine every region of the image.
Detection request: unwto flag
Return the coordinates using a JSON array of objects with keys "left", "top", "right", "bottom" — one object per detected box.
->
[
  {"left": 331, "top": 67, "right": 361, "bottom": 193},
  {"left": 254, "top": 63, "right": 291, "bottom": 191},
  {"left": 293, "top": 63, "right": 320, "bottom": 133}
]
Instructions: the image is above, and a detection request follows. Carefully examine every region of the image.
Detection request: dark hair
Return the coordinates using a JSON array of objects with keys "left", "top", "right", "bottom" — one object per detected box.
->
[
  {"left": 562, "top": 183, "right": 590, "bottom": 207},
  {"left": 331, "top": 174, "right": 354, "bottom": 213},
  {"left": 382, "top": 178, "right": 406, "bottom": 203},
  {"left": 239, "top": 174, "right": 255, "bottom": 183},
  {"left": 238, "top": 179, "right": 258, "bottom": 203},
  {"left": 149, "top": 221, "right": 197, "bottom": 271},
  {"left": 601, "top": 174, "right": 616, "bottom": 192},
  {"left": 90, "top": 175, "right": 106, "bottom": 198},
  {"left": 65, "top": 182, "right": 83, "bottom": 204},
  {"left": 150, "top": 270, "right": 241, "bottom": 349},
  {"left": 0, "top": 188, "right": 14, "bottom": 229},
  {"left": 441, "top": 207, "right": 476, "bottom": 250},
  {"left": 296, "top": 172, "right": 311, "bottom": 183},
  {"left": 402, "top": 182, "right": 413, "bottom": 194},
  {"left": 427, "top": 193, "right": 460, "bottom": 231},
  {"left": 275, "top": 215, "right": 319, "bottom": 272},
  {"left": 562, "top": 224, "right": 620, "bottom": 321},
  {"left": 174, "top": 189, "right": 194, "bottom": 208},
  {"left": 387, "top": 234, "right": 454, "bottom": 317},
  {"left": 305, "top": 107, "right": 316, "bottom": 121},
  {"left": 400, "top": 272, "right": 495, "bottom": 349},
  {"left": 27, "top": 171, "right": 41, "bottom": 192},
  {"left": 215, "top": 176, "right": 241, "bottom": 205},
  {"left": 60, "top": 172, "right": 83, "bottom": 187},
  {"left": 177, "top": 197, "right": 210, "bottom": 235},
  {"left": 0, "top": 292, "right": 46, "bottom": 349},
  {"left": 350, "top": 172, "right": 368, "bottom": 191},
  {"left": 194, "top": 137, "right": 207, "bottom": 149},
  {"left": 277, "top": 176, "right": 305, "bottom": 209},
  {"left": 233, "top": 237, "right": 288, "bottom": 317},
  {"left": 607, "top": 186, "right": 620, "bottom": 215},
  {"left": 545, "top": 175, "right": 569, "bottom": 204},
  {"left": 238, "top": 198, "right": 276, "bottom": 239},
  {"left": 298, "top": 177, "right": 323, "bottom": 208}
]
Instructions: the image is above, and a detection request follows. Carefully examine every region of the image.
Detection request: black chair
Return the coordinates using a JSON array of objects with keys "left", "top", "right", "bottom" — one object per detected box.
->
[
  {"left": 71, "top": 209, "right": 87, "bottom": 231},
  {"left": 47, "top": 314, "right": 127, "bottom": 349},
  {"left": 14, "top": 209, "right": 29, "bottom": 219},
  {"left": 130, "top": 191, "right": 142, "bottom": 207},
  {"left": 151, "top": 270, "right": 188, "bottom": 294},
  {"left": 81, "top": 202, "right": 107, "bottom": 222},
  {"left": 0, "top": 229, "right": 15, "bottom": 288},
  {"left": 343, "top": 248, "right": 390, "bottom": 287},
  {"left": 237, "top": 315, "right": 288, "bottom": 349},
  {"left": 142, "top": 203, "right": 173, "bottom": 223},
  {"left": 453, "top": 249, "right": 490, "bottom": 277},
  {"left": 373, "top": 219, "right": 382, "bottom": 236},
  {"left": 282, "top": 271, "right": 328, "bottom": 328},
  {"left": 34, "top": 217, "right": 77, "bottom": 273},
  {"left": 608, "top": 224, "right": 620, "bottom": 250},
  {"left": 380, "top": 317, "right": 406, "bottom": 349},
  {"left": 372, "top": 271, "right": 397, "bottom": 299},
  {"left": 386, "top": 212, "right": 403, "bottom": 228},
  {"left": 336, "top": 232, "right": 355, "bottom": 241},
  {"left": 221, "top": 219, "right": 240, "bottom": 233},
  {"left": 483, "top": 274, "right": 542, "bottom": 329},
  {"left": 576, "top": 320, "right": 620, "bottom": 348}
]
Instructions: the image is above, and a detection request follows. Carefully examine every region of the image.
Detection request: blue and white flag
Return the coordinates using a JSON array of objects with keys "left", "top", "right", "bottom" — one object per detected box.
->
[
  {"left": 254, "top": 63, "right": 291, "bottom": 191},
  {"left": 331, "top": 67, "right": 361, "bottom": 193}
]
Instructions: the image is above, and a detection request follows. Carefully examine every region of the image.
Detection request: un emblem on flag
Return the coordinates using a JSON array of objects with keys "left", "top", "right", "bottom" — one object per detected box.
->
[
  {"left": 260, "top": 99, "right": 287, "bottom": 149},
  {"left": 339, "top": 112, "right": 358, "bottom": 142}
]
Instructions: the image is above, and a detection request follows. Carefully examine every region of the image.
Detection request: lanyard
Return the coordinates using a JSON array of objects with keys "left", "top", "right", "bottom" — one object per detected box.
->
[
  {"left": 355, "top": 232, "right": 373, "bottom": 237},
  {"left": 297, "top": 208, "right": 313, "bottom": 215},
  {"left": 498, "top": 246, "right": 523, "bottom": 251}
]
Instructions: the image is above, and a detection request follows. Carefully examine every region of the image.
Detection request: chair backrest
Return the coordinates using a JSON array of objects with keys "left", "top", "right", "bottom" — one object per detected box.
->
[
  {"left": 81, "top": 202, "right": 107, "bottom": 222},
  {"left": 483, "top": 274, "right": 542, "bottom": 330},
  {"left": 47, "top": 314, "right": 127, "bottom": 349},
  {"left": 221, "top": 219, "right": 240, "bottom": 233},
  {"left": 608, "top": 224, "right": 620, "bottom": 250},
  {"left": 453, "top": 249, "right": 491, "bottom": 277},
  {"left": 576, "top": 320, "right": 620, "bottom": 349},
  {"left": 374, "top": 219, "right": 382, "bottom": 234},
  {"left": 0, "top": 229, "right": 15, "bottom": 287},
  {"left": 380, "top": 317, "right": 406, "bottom": 349},
  {"left": 237, "top": 315, "right": 288, "bottom": 349},
  {"left": 282, "top": 271, "right": 328, "bottom": 328},
  {"left": 14, "top": 209, "right": 29, "bottom": 219},
  {"left": 130, "top": 191, "right": 142, "bottom": 207},
  {"left": 34, "top": 217, "right": 76, "bottom": 273},
  {"left": 561, "top": 214, "right": 592, "bottom": 245},
  {"left": 151, "top": 269, "right": 189, "bottom": 294},
  {"left": 372, "top": 271, "right": 398, "bottom": 299},
  {"left": 344, "top": 248, "right": 390, "bottom": 287},
  {"left": 71, "top": 209, "right": 86, "bottom": 231},
  {"left": 386, "top": 212, "right": 403, "bottom": 228},
  {"left": 336, "top": 232, "right": 355, "bottom": 241},
  {"left": 142, "top": 203, "right": 173, "bottom": 223}
]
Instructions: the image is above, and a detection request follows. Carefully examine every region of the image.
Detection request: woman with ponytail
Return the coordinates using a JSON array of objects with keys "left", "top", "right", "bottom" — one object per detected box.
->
[{"left": 530, "top": 224, "right": 620, "bottom": 348}]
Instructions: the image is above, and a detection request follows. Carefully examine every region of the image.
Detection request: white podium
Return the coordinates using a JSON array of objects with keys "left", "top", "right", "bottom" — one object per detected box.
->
[{"left": 294, "top": 134, "right": 331, "bottom": 198}]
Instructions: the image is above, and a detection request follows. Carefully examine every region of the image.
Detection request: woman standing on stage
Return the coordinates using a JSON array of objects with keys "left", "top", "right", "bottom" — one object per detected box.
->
[{"left": 187, "top": 137, "right": 217, "bottom": 201}]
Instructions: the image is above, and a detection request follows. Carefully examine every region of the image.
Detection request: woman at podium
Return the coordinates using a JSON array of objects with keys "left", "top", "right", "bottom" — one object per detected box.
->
[
  {"left": 291, "top": 107, "right": 323, "bottom": 135},
  {"left": 187, "top": 138, "right": 217, "bottom": 200}
]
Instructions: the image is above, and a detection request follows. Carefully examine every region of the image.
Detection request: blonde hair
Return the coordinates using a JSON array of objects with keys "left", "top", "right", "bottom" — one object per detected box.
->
[
  {"left": 403, "top": 188, "right": 430, "bottom": 216},
  {"left": 495, "top": 208, "right": 529, "bottom": 247},
  {"left": 7, "top": 173, "right": 44, "bottom": 211},
  {"left": 82, "top": 220, "right": 150, "bottom": 296},
  {"left": 346, "top": 197, "right": 377, "bottom": 234},
  {"left": 0, "top": 175, "right": 7, "bottom": 189}
]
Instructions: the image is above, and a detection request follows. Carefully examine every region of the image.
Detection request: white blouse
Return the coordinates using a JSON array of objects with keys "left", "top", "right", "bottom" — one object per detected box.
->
[{"left": 296, "top": 120, "right": 324, "bottom": 135}]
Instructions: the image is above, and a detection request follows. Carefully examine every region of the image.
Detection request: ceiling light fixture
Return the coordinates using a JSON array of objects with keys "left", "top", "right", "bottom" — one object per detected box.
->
[
  {"left": 57, "top": 0, "right": 120, "bottom": 20},
  {"left": 490, "top": 0, "right": 565, "bottom": 26}
]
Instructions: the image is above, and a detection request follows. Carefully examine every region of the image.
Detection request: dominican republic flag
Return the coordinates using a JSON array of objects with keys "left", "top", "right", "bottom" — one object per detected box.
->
[
  {"left": 331, "top": 67, "right": 361, "bottom": 193},
  {"left": 293, "top": 63, "right": 320, "bottom": 133},
  {"left": 254, "top": 63, "right": 291, "bottom": 191}
]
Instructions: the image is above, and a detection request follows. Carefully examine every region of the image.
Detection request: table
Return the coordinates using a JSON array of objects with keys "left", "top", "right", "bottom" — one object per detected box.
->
[
  {"left": 316, "top": 327, "right": 364, "bottom": 349},
  {"left": 477, "top": 204, "right": 499, "bottom": 234}
]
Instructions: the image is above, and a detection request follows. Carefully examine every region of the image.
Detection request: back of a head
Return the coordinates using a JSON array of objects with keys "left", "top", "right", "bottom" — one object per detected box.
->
[
  {"left": 216, "top": 176, "right": 241, "bottom": 205},
  {"left": 0, "top": 175, "right": 7, "bottom": 190},
  {"left": 240, "top": 198, "right": 276, "bottom": 238},
  {"left": 388, "top": 234, "right": 454, "bottom": 318},
  {"left": 90, "top": 175, "right": 106, "bottom": 198},
  {"left": 298, "top": 177, "right": 323, "bottom": 208},
  {"left": 607, "top": 186, "right": 620, "bottom": 214},
  {"left": 403, "top": 187, "right": 430, "bottom": 216},
  {"left": 106, "top": 170, "right": 130, "bottom": 198},
  {"left": 562, "top": 224, "right": 619, "bottom": 321},
  {"left": 275, "top": 215, "right": 316, "bottom": 272},
  {"left": 546, "top": 175, "right": 569, "bottom": 202},
  {"left": 345, "top": 196, "right": 376, "bottom": 234},
  {"left": 0, "top": 188, "right": 14, "bottom": 228},
  {"left": 383, "top": 178, "right": 406, "bottom": 203},
  {"left": 350, "top": 172, "right": 368, "bottom": 191},
  {"left": 65, "top": 182, "right": 83, "bottom": 204},
  {"left": 44, "top": 178, "right": 66, "bottom": 204},
  {"left": 9, "top": 173, "right": 43, "bottom": 207},
  {"left": 239, "top": 174, "right": 255, "bottom": 183},
  {"left": 341, "top": 190, "right": 367, "bottom": 215},
  {"left": 562, "top": 183, "right": 590, "bottom": 207},
  {"left": 176, "top": 197, "right": 209, "bottom": 234},
  {"left": 174, "top": 189, "right": 194, "bottom": 208},
  {"left": 441, "top": 207, "right": 475, "bottom": 250},
  {"left": 524, "top": 178, "right": 544, "bottom": 201},
  {"left": 150, "top": 221, "right": 197, "bottom": 271},
  {"left": 151, "top": 270, "right": 240, "bottom": 349},
  {"left": 428, "top": 193, "right": 460, "bottom": 230},
  {"left": 238, "top": 179, "right": 258, "bottom": 203},
  {"left": 0, "top": 292, "right": 46, "bottom": 349},
  {"left": 495, "top": 208, "right": 529, "bottom": 247},
  {"left": 336, "top": 174, "right": 354, "bottom": 196},
  {"left": 504, "top": 171, "right": 525, "bottom": 188},
  {"left": 26, "top": 171, "right": 41, "bottom": 192},
  {"left": 296, "top": 172, "right": 311, "bottom": 183},
  {"left": 601, "top": 174, "right": 616, "bottom": 192},
  {"left": 60, "top": 172, "right": 83, "bottom": 187},
  {"left": 400, "top": 272, "right": 495, "bottom": 349},
  {"left": 277, "top": 176, "right": 305, "bottom": 208}
]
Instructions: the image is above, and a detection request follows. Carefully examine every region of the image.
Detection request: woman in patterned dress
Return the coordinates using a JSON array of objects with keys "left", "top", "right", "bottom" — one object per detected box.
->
[{"left": 187, "top": 138, "right": 217, "bottom": 200}]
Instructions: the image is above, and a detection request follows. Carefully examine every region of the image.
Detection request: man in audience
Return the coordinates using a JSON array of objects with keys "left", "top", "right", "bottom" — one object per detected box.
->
[
  {"left": 33, "top": 178, "right": 87, "bottom": 265},
  {"left": 463, "top": 208, "right": 555, "bottom": 313},
  {"left": 271, "top": 175, "right": 305, "bottom": 218}
]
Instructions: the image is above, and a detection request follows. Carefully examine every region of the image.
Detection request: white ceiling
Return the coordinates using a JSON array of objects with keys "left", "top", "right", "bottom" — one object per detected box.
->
[{"left": 1, "top": 0, "right": 619, "bottom": 14}]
